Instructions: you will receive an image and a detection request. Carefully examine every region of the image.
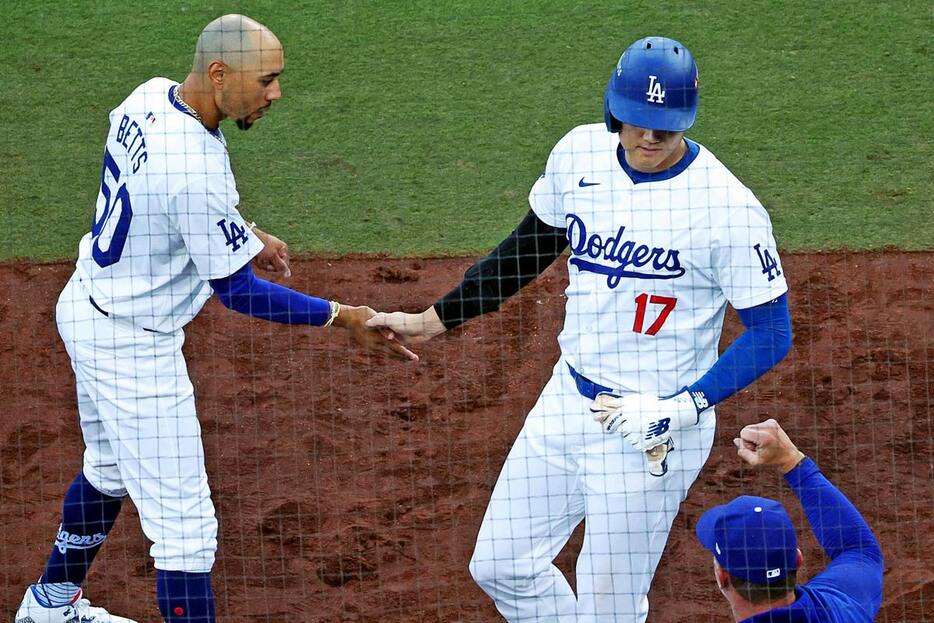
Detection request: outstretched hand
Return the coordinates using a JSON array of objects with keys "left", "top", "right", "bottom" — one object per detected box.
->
[
  {"left": 335, "top": 305, "right": 419, "bottom": 361},
  {"left": 733, "top": 418, "right": 806, "bottom": 474},
  {"left": 366, "top": 306, "right": 447, "bottom": 345}
]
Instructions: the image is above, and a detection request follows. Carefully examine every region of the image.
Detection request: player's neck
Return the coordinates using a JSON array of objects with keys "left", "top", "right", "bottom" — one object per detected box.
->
[
  {"left": 177, "top": 76, "right": 223, "bottom": 131},
  {"left": 729, "top": 591, "right": 796, "bottom": 621}
]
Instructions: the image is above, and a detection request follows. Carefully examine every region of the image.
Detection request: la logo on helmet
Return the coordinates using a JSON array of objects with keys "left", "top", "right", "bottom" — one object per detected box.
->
[{"left": 645, "top": 75, "right": 665, "bottom": 104}]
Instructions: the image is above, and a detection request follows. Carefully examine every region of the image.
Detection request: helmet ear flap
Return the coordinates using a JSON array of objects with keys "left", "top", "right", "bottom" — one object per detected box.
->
[{"left": 604, "top": 96, "right": 622, "bottom": 133}]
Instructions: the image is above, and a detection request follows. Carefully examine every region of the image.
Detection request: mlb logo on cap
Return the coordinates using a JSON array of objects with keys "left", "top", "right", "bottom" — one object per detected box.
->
[{"left": 696, "top": 496, "right": 799, "bottom": 585}]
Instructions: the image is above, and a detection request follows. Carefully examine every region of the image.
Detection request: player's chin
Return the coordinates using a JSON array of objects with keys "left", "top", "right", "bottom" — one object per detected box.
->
[
  {"left": 633, "top": 149, "right": 666, "bottom": 169},
  {"left": 237, "top": 108, "right": 271, "bottom": 131}
]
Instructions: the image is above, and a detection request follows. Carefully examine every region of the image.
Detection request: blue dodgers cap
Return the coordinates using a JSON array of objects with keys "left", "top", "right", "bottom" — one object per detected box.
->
[{"left": 696, "top": 496, "right": 799, "bottom": 585}]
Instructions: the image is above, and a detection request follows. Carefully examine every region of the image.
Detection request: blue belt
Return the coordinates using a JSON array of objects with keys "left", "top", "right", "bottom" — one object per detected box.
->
[
  {"left": 567, "top": 363, "right": 616, "bottom": 400},
  {"left": 89, "top": 296, "right": 157, "bottom": 333}
]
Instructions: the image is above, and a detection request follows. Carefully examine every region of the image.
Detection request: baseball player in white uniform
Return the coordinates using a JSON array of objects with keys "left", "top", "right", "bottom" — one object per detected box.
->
[
  {"left": 15, "top": 14, "right": 414, "bottom": 623},
  {"left": 367, "top": 36, "right": 793, "bottom": 621}
]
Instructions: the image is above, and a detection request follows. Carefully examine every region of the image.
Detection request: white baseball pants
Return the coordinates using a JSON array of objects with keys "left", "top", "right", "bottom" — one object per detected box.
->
[
  {"left": 56, "top": 273, "right": 217, "bottom": 572},
  {"left": 469, "top": 360, "right": 715, "bottom": 622}
]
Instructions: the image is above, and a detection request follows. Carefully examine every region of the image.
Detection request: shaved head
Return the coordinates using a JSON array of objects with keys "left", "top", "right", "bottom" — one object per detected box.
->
[
  {"left": 193, "top": 14, "right": 282, "bottom": 73},
  {"left": 180, "top": 14, "right": 285, "bottom": 131}
]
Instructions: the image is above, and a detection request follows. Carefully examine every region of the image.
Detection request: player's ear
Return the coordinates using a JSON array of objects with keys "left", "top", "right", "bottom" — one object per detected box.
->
[
  {"left": 713, "top": 558, "right": 729, "bottom": 591},
  {"left": 207, "top": 60, "right": 226, "bottom": 88}
]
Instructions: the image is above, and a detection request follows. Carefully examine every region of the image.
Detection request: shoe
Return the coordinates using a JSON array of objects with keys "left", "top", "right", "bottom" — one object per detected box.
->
[{"left": 14, "top": 585, "right": 137, "bottom": 623}]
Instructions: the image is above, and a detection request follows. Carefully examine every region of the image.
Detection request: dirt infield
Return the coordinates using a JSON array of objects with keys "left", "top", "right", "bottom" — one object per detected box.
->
[{"left": 1, "top": 252, "right": 931, "bottom": 622}]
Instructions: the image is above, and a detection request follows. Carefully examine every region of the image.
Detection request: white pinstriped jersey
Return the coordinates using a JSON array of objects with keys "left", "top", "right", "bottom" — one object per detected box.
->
[
  {"left": 75, "top": 77, "right": 263, "bottom": 333},
  {"left": 529, "top": 123, "right": 788, "bottom": 395}
]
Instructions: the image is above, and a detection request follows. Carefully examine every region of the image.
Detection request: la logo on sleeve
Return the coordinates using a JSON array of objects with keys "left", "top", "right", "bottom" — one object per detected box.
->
[{"left": 754, "top": 244, "right": 782, "bottom": 281}]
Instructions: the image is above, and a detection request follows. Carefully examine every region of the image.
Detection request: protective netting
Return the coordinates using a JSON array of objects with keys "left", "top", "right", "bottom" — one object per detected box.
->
[{"left": 1, "top": 10, "right": 931, "bottom": 623}]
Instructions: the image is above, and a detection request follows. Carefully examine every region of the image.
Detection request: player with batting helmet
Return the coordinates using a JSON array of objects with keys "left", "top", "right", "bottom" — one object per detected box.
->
[{"left": 368, "top": 35, "right": 793, "bottom": 621}]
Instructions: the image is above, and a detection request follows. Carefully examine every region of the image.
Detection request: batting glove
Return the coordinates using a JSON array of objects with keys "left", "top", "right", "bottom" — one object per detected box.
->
[{"left": 590, "top": 390, "right": 701, "bottom": 452}]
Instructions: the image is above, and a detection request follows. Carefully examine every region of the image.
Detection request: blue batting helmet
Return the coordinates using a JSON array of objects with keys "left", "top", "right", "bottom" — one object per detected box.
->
[{"left": 604, "top": 36, "right": 699, "bottom": 133}]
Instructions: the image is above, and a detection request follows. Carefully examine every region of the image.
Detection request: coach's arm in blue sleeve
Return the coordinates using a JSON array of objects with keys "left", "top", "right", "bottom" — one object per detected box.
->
[
  {"left": 698, "top": 419, "right": 883, "bottom": 622},
  {"left": 781, "top": 449, "right": 884, "bottom": 619}
]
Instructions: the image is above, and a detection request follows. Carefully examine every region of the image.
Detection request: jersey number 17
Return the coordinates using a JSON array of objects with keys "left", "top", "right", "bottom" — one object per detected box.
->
[{"left": 632, "top": 293, "right": 677, "bottom": 336}]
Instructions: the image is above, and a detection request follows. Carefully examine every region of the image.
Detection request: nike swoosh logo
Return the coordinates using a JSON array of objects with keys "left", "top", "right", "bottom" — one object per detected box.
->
[{"left": 578, "top": 177, "right": 600, "bottom": 187}]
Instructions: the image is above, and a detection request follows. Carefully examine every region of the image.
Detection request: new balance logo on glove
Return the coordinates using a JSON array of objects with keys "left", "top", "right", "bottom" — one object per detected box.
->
[{"left": 645, "top": 417, "right": 671, "bottom": 440}]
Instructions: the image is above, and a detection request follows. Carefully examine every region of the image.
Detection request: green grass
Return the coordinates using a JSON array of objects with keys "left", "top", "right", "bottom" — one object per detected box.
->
[{"left": 1, "top": 1, "right": 931, "bottom": 260}]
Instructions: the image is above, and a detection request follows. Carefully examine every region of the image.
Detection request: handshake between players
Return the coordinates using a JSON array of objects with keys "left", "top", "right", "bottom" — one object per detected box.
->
[{"left": 249, "top": 229, "right": 419, "bottom": 362}]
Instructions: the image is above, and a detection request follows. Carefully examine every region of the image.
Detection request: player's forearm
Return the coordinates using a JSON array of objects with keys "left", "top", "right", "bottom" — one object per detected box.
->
[
  {"left": 210, "top": 263, "right": 330, "bottom": 325},
  {"left": 433, "top": 209, "right": 568, "bottom": 330},
  {"left": 687, "top": 293, "right": 792, "bottom": 409}
]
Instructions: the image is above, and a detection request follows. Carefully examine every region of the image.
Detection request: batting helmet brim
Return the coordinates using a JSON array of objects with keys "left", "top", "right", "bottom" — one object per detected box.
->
[{"left": 605, "top": 89, "right": 698, "bottom": 132}]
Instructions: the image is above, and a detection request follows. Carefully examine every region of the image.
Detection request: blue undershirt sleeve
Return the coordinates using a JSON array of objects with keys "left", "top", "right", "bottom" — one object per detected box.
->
[
  {"left": 685, "top": 293, "right": 792, "bottom": 410},
  {"left": 785, "top": 458, "right": 884, "bottom": 616},
  {"left": 209, "top": 263, "right": 331, "bottom": 326}
]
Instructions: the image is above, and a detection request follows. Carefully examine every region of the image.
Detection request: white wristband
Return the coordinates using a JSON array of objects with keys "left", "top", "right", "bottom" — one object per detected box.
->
[{"left": 322, "top": 301, "right": 340, "bottom": 327}]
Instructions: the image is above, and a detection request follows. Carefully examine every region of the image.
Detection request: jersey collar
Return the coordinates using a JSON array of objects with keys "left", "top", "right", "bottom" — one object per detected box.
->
[
  {"left": 167, "top": 84, "right": 225, "bottom": 145},
  {"left": 616, "top": 138, "right": 700, "bottom": 185}
]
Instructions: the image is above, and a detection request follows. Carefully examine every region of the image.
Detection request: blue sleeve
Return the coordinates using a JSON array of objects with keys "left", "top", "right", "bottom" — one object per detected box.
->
[
  {"left": 686, "top": 293, "right": 792, "bottom": 409},
  {"left": 785, "top": 458, "right": 884, "bottom": 616},
  {"left": 209, "top": 263, "right": 331, "bottom": 326}
]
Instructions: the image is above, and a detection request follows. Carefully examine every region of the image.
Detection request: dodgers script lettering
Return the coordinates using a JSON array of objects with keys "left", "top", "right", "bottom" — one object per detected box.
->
[{"left": 565, "top": 213, "right": 685, "bottom": 288}]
